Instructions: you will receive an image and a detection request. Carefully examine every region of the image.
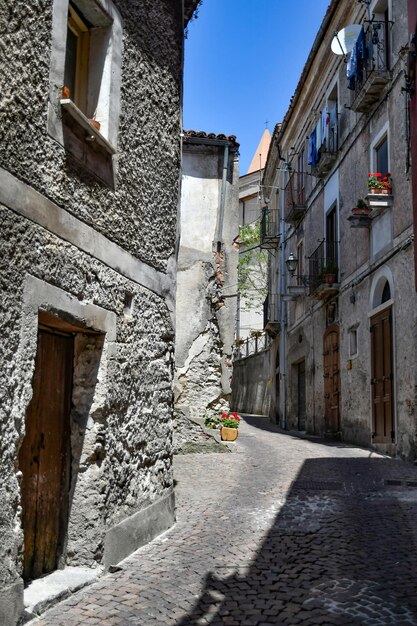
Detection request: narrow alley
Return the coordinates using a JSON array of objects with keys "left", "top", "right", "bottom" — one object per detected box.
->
[{"left": 32, "top": 416, "right": 417, "bottom": 626}]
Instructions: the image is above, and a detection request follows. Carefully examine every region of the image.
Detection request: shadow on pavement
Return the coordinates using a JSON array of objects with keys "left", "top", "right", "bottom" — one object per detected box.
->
[
  {"left": 240, "top": 414, "right": 382, "bottom": 453},
  {"left": 175, "top": 455, "right": 417, "bottom": 625}
]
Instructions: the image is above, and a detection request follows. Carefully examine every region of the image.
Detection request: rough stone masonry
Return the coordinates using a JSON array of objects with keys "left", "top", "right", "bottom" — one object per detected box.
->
[{"left": 0, "top": 1, "right": 198, "bottom": 623}]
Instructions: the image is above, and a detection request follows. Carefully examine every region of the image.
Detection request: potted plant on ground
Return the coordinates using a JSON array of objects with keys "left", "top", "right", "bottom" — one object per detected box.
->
[
  {"left": 368, "top": 172, "right": 392, "bottom": 194},
  {"left": 220, "top": 412, "right": 241, "bottom": 441},
  {"left": 352, "top": 198, "right": 371, "bottom": 216}
]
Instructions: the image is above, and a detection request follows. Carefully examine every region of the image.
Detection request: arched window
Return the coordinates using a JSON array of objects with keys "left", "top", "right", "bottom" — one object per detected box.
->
[
  {"left": 370, "top": 269, "right": 393, "bottom": 310},
  {"left": 381, "top": 280, "right": 391, "bottom": 304}
]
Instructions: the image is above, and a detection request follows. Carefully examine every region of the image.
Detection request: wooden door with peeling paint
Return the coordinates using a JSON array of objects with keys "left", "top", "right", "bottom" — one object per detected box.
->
[
  {"left": 323, "top": 323, "right": 340, "bottom": 435},
  {"left": 19, "top": 328, "right": 73, "bottom": 580}
]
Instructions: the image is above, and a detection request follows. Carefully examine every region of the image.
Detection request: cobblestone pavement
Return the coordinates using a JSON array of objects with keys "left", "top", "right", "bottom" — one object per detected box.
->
[{"left": 32, "top": 416, "right": 417, "bottom": 625}]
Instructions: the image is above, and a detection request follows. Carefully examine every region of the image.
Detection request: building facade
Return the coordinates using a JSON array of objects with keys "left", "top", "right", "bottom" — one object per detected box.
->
[
  {"left": 0, "top": 1, "right": 197, "bottom": 623},
  {"left": 174, "top": 131, "right": 239, "bottom": 447},
  {"left": 263, "top": 0, "right": 417, "bottom": 458},
  {"left": 237, "top": 129, "right": 271, "bottom": 339}
]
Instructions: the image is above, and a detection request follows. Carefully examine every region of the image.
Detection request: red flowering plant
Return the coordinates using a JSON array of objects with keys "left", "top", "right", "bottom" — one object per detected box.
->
[
  {"left": 220, "top": 411, "right": 241, "bottom": 429},
  {"left": 368, "top": 172, "right": 392, "bottom": 191}
]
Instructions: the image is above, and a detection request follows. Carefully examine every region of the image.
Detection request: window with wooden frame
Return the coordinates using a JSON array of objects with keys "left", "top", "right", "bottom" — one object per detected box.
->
[
  {"left": 64, "top": 2, "right": 91, "bottom": 113},
  {"left": 48, "top": 0, "right": 123, "bottom": 186}
]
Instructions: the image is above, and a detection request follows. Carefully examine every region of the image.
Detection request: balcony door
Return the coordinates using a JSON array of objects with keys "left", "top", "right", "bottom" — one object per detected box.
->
[{"left": 326, "top": 206, "right": 338, "bottom": 267}]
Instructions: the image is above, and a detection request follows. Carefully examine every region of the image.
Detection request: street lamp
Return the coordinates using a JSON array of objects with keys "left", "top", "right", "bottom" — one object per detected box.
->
[
  {"left": 285, "top": 252, "right": 313, "bottom": 289},
  {"left": 285, "top": 252, "right": 298, "bottom": 277}
]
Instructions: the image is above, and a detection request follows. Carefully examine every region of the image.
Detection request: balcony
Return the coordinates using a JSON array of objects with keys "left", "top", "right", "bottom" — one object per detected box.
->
[
  {"left": 312, "top": 124, "right": 338, "bottom": 179},
  {"left": 350, "top": 22, "right": 390, "bottom": 113},
  {"left": 233, "top": 331, "right": 270, "bottom": 361},
  {"left": 284, "top": 174, "right": 307, "bottom": 225},
  {"left": 260, "top": 207, "right": 280, "bottom": 249},
  {"left": 263, "top": 294, "right": 281, "bottom": 337},
  {"left": 308, "top": 240, "right": 339, "bottom": 300}
]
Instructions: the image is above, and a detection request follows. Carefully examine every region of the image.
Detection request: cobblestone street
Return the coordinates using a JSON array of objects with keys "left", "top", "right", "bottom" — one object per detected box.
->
[{"left": 32, "top": 416, "right": 417, "bottom": 626}]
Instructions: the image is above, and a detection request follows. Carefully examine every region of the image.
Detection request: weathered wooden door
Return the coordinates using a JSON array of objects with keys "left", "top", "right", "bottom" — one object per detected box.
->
[
  {"left": 297, "top": 361, "right": 306, "bottom": 431},
  {"left": 371, "top": 307, "right": 394, "bottom": 443},
  {"left": 19, "top": 328, "right": 73, "bottom": 580},
  {"left": 323, "top": 324, "right": 340, "bottom": 434}
]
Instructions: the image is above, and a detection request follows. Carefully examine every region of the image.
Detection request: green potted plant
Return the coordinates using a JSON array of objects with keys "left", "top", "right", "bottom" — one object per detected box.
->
[
  {"left": 220, "top": 412, "right": 241, "bottom": 441},
  {"left": 352, "top": 198, "right": 371, "bottom": 216}
]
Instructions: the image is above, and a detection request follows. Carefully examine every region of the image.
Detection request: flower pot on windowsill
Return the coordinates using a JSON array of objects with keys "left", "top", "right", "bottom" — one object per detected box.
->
[
  {"left": 88, "top": 119, "right": 101, "bottom": 131},
  {"left": 352, "top": 206, "right": 372, "bottom": 216},
  {"left": 368, "top": 187, "right": 392, "bottom": 195}
]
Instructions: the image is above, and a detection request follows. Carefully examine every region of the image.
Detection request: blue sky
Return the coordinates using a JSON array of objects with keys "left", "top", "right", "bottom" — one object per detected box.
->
[{"left": 184, "top": 0, "right": 330, "bottom": 174}]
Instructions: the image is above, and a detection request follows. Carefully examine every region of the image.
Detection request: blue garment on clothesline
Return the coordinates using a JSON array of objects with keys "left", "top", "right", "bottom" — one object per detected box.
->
[
  {"left": 347, "top": 26, "right": 366, "bottom": 90},
  {"left": 321, "top": 106, "right": 328, "bottom": 148},
  {"left": 307, "top": 128, "right": 318, "bottom": 167}
]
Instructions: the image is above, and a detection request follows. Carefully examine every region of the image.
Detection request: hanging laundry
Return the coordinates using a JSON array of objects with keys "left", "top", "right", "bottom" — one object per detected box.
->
[
  {"left": 316, "top": 118, "right": 322, "bottom": 150},
  {"left": 321, "top": 106, "right": 328, "bottom": 149},
  {"left": 330, "top": 103, "right": 337, "bottom": 129},
  {"left": 347, "top": 25, "right": 365, "bottom": 90},
  {"left": 307, "top": 128, "right": 318, "bottom": 167}
]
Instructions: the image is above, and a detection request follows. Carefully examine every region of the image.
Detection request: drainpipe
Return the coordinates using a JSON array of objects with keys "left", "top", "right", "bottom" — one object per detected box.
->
[
  {"left": 280, "top": 162, "right": 288, "bottom": 430},
  {"left": 236, "top": 292, "right": 241, "bottom": 338},
  {"left": 216, "top": 143, "right": 230, "bottom": 249}
]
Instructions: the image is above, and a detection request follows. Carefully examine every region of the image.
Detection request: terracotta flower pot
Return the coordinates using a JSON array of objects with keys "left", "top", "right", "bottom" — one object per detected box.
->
[
  {"left": 89, "top": 119, "right": 101, "bottom": 131},
  {"left": 368, "top": 187, "right": 391, "bottom": 195},
  {"left": 221, "top": 426, "right": 238, "bottom": 441},
  {"left": 352, "top": 207, "right": 372, "bottom": 216},
  {"left": 324, "top": 274, "right": 336, "bottom": 284}
]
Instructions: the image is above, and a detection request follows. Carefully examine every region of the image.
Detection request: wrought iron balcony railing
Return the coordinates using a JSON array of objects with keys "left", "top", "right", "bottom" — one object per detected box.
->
[
  {"left": 263, "top": 294, "right": 281, "bottom": 337},
  {"left": 233, "top": 331, "right": 271, "bottom": 361},
  {"left": 284, "top": 173, "right": 307, "bottom": 225},
  {"left": 308, "top": 240, "right": 339, "bottom": 297},
  {"left": 260, "top": 207, "right": 280, "bottom": 249},
  {"left": 313, "top": 122, "right": 338, "bottom": 178},
  {"left": 350, "top": 21, "right": 391, "bottom": 113}
]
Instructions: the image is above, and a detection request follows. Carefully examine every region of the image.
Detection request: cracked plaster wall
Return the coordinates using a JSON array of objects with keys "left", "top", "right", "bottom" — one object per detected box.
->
[{"left": 174, "top": 143, "right": 239, "bottom": 446}]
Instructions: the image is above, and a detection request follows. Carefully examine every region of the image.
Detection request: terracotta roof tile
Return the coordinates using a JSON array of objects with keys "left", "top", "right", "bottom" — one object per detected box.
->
[{"left": 183, "top": 130, "right": 239, "bottom": 147}]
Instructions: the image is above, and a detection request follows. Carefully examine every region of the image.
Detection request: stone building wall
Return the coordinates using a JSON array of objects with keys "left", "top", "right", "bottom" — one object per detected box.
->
[
  {"left": 263, "top": 0, "right": 417, "bottom": 459},
  {"left": 0, "top": 0, "right": 195, "bottom": 623},
  {"left": 231, "top": 350, "right": 271, "bottom": 417},
  {"left": 0, "top": 0, "right": 183, "bottom": 270}
]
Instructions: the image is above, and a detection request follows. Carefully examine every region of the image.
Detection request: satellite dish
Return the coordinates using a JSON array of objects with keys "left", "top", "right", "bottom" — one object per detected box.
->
[{"left": 331, "top": 24, "right": 362, "bottom": 55}]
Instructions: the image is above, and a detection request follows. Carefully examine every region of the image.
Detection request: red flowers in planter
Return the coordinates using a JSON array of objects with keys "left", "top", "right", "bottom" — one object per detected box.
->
[
  {"left": 368, "top": 172, "right": 392, "bottom": 192},
  {"left": 221, "top": 412, "right": 241, "bottom": 428}
]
